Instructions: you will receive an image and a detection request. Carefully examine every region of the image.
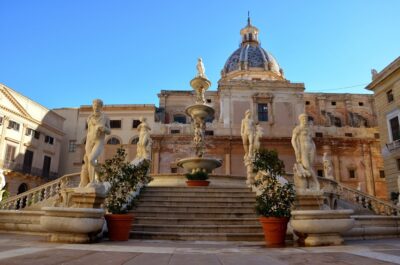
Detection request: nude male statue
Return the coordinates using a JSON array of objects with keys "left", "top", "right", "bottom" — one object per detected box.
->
[
  {"left": 79, "top": 99, "right": 111, "bottom": 187},
  {"left": 241, "top": 110, "right": 256, "bottom": 160},
  {"left": 196, "top": 58, "right": 206, "bottom": 78},
  {"left": 291, "top": 113, "right": 320, "bottom": 192},
  {"left": 136, "top": 117, "right": 152, "bottom": 160}
]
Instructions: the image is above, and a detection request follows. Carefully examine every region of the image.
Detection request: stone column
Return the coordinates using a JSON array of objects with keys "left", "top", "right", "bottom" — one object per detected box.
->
[
  {"left": 331, "top": 142, "right": 341, "bottom": 182},
  {"left": 152, "top": 140, "right": 161, "bottom": 174},
  {"left": 362, "top": 143, "right": 375, "bottom": 196},
  {"left": 224, "top": 145, "right": 231, "bottom": 175}
]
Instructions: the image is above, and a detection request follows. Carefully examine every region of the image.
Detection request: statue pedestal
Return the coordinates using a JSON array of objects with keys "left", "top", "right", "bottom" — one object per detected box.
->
[
  {"left": 294, "top": 191, "right": 325, "bottom": 210},
  {"left": 67, "top": 184, "right": 108, "bottom": 209}
]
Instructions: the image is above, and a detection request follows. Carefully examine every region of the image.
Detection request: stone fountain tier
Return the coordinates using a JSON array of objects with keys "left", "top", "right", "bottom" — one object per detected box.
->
[
  {"left": 290, "top": 209, "right": 355, "bottom": 246},
  {"left": 177, "top": 157, "right": 222, "bottom": 173},
  {"left": 186, "top": 104, "right": 215, "bottom": 120},
  {"left": 190, "top": 76, "right": 211, "bottom": 92},
  {"left": 41, "top": 207, "right": 104, "bottom": 243}
]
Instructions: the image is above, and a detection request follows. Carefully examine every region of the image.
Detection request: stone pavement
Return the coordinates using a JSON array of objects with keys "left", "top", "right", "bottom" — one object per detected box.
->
[{"left": 0, "top": 233, "right": 399, "bottom": 265}]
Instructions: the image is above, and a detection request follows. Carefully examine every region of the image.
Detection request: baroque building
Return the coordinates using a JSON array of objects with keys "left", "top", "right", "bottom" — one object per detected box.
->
[
  {"left": 0, "top": 84, "right": 65, "bottom": 195},
  {"left": 366, "top": 57, "right": 400, "bottom": 197},
  {"left": 54, "top": 19, "right": 387, "bottom": 199}
]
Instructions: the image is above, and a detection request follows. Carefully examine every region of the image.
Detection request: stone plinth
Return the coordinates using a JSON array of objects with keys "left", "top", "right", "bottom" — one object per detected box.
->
[
  {"left": 294, "top": 192, "right": 325, "bottom": 210},
  {"left": 291, "top": 209, "right": 355, "bottom": 246},
  {"left": 41, "top": 207, "right": 104, "bottom": 243},
  {"left": 67, "top": 184, "right": 107, "bottom": 209}
]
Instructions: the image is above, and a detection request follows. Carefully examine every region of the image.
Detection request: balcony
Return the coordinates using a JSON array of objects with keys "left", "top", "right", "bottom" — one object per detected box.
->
[
  {"left": 0, "top": 160, "right": 58, "bottom": 181},
  {"left": 386, "top": 139, "right": 400, "bottom": 152}
]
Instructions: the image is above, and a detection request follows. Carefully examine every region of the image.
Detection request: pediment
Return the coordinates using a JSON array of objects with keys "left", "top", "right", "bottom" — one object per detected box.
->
[{"left": 0, "top": 86, "right": 31, "bottom": 119}]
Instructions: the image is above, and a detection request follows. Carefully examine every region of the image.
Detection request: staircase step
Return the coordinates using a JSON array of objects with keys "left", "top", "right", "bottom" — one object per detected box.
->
[
  {"left": 133, "top": 211, "right": 257, "bottom": 218},
  {"left": 145, "top": 187, "right": 253, "bottom": 193},
  {"left": 141, "top": 191, "right": 255, "bottom": 197},
  {"left": 130, "top": 231, "right": 264, "bottom": 241},
  {"left": 132, "top": 224, "right": 263, "bottom": 233},
  {"left": 138, "top": 196, "right": 255, "bottom": 202},
  {"left": 133, "top": 217, "right": 260, "bottom": 225},
  {"left": 137, "top": 201, "right": 255, "bottom": 207},
  {"left": 134, "top": 205, "right": 255, "bottom": 214}
]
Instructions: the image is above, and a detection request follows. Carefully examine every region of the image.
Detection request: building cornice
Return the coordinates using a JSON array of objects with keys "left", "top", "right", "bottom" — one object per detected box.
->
[{"left": 366, "top": 56, "right": 400, "bottom": 90}]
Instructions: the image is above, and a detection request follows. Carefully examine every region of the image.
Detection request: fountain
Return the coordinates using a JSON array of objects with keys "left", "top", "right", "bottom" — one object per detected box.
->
[
  {"left": 177, "top": 58, "right": 222, "bottom": 174},
  {"left": 289, "top": 113, "right": 354, "bottom": 246}
]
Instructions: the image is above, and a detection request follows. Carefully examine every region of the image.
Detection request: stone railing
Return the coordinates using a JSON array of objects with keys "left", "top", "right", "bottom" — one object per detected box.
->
[
  {"left": 320, "top": 178, "right": 400, "bottom": 216},
  {"left": 0, "top": 172, "right": 80, "bottom": 210},
  {"left": 386, "top": 139, "right": 400, "bottom": 152}
]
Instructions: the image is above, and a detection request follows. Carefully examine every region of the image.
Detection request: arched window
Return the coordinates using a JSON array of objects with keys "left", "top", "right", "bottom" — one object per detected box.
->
[
  {"left": 173, "top": 114, "right": 186, "bottom": 124},
  {"left": 131, "top": 137, "right": 139, "bottom": 144},
  {"left": 334, "top": 117, "right": 342, "bottom": 127},
  {"left": 17, "top": 183, "right": 28, "bottom": 194},
  {"left": 107, "top": 137, "right": 120, "bottom": 145},
  {"left": 308, "top": 116, "right": 314, "bottom": 125}
]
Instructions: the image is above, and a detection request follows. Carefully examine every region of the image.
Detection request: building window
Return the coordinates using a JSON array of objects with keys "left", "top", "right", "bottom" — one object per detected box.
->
[
  {"left": 374, "top": 133, "right": 380, "bottom": 139},
  {"left": 171, "top": 167, "right": 178, "bottom": 173},
  {"left": 4, "top": 145, "right": 16, "bottom": 163},
  {"left": 205, "top": 130, "right": 214, "bottom": 136},
  {"left": 345, "top": 133, "right": 353, "bottom": 137},
  {"left": 7, "top": 120, "right": 20, "bottom": 131},
  {"left": 205, "top": 116, "right": 214, "bottom": 123},
  {"left": 387, "top": 90, "right": 394, "bottom": 103},
  {"left": 334, "top": 117, "right": 342, "bottom": 127},
  {"left": 42, "top": 156, "right": 51, "bottom": 179},
  {"left": 308, "top": 116, "right": 314, "bottom": 125},
  {"left": 131, "top": 137, "right": 139, "bottom": 144},
  {"left": 379, "top": 170, "right": 385, "bottom": 179},
  {"left": 315, "top": 132, "right": 323, "bottom": 137},
  {"left": 173, "top": 115, "right": 186, "bottom": 124},
  {"left": 25, "top": 128, "right": 34, "bottom": 136},
  {"left": 358, "top": 102, "right": 364, "bottom": 106},
  {"left": 68, "top": 140, "right": 77, "bottom": 152},
  {"left": 22, "top": 150, "right": 34, "bottom": 174},
  {"left": 257, "top": 104, "right": 268, "bottom": 122},
  {"left": 389, "top": 116, "right": 400, "bottom": 141},
  {"left": 171, "top": 129, "right": 180, "bottom": 134},
  {"left": 107, "top": 137, "right": 120, "bottom": 145},
  {"left": 317, "top": 169, "right": 323, "bottom": 177},
  {"left": 132, "top": 120, "right": 141, "bottom": 128},
  {"left": 206, "top": 99, "right": 212, "bottom": 103},
  {"left": 17, "top": 183, "right": 28, "bottom": 194},
  {"left": 305, "top": 101, "right": 310, "bottom": 105},
  {"left": 45, "top": 135, "right": 54, "bottom": 145},
  {"left": 331, "top": 101, "right": 336, "bottom": 106},
  {"left": 348, "top": 169, "right": 356, "bottom": 179},
  {"left": 110, "top": 120, "right": 122, "bottom": 129}
]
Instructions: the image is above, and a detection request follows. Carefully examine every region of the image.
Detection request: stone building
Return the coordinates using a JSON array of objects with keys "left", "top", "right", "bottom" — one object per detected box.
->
[
  {"left": 0, "top": 84, "right": 65, "bottom": 195},
  {"left": 366, "top": 57, "right": 400, "bottom": 197}
]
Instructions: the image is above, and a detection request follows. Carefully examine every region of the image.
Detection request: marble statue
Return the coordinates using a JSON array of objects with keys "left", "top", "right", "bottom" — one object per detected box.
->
[
  {"left": 196, "top": 58, "right": 206, "bottom": 78},
  {"left": 254, "top": 123, "right": 263, "bottom": 152},
  {"left": 323, "top": 152, "right": 334, "bottom": 180},
  {"left": 291, "top": 113, "right": 320, "bottom": 193},
  {"left": 193, "top": 117, "right": 205, "bottom": 157},
  {"left": 0, "top": 169, "right": 6, "bottom": 202},
  {"left": 241, "top": 110, "right": 256, "bottom": 160},
  {"left": 371, "top": 69, "right": 378, "bottom": 80},
  {"left": 79, "top": 99, "right": 111, "bottom": 188},
  {"left": 136, "top": 117, "right": 152, "bottom": 160}
]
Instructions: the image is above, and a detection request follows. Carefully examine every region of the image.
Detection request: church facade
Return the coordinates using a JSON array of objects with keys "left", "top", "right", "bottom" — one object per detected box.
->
[{"left": 54, "top": 19, "right": 387, "bottom": 199}]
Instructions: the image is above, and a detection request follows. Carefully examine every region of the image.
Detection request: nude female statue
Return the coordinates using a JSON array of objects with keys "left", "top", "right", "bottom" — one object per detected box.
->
[
  {"left": 79, "top": 99, "right": 111, "bottom": 187},
  {"left": 136, "top": 117, "right": 152, "bottom": 160}
]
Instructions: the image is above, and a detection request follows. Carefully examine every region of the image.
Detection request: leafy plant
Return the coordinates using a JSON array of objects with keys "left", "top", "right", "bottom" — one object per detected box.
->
[
  {"left": 185, "top": 171, "right": 209, "bottom": 181},
  {"left": 253, "top": 149, "right": 295, "bottom": 218},
  {"left": 99, "top": 147, "right": 151, "bottom": 214}
]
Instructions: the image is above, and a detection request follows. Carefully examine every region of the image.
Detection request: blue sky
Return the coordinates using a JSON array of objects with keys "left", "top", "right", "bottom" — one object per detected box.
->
[{"left": 0, "top": 1, "right": 399, "bottom": 109}]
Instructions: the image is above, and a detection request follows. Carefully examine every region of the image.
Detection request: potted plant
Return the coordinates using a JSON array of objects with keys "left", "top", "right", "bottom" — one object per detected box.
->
[
  {"left": 185, "top": 171, "right": 209, "bottom": 186},
  {"left": 99, "top": 147, "right": 151, "bottom": 241},
  {"left": 253, "top": 149, "right": 295, "bottom": 247}
]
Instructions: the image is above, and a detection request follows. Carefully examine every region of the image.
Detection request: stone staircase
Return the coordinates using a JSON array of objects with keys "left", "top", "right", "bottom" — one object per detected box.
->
[{"left": 130, "top": 186, "right": 264, "bottom": 241}]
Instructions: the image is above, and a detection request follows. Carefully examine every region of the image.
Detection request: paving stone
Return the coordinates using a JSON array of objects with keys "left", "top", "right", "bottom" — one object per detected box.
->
[
  {"left": 168, "top": 253, "right": 222, "bottom": 265},
  {"left": 62, "top": 251, "right": 140, "bottom": 265},
  {"left": 123, "top": 253, "right": 172, "bottom": 265}
]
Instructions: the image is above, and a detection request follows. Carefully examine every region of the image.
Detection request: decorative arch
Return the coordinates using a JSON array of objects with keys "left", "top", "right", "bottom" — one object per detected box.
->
[
  {"left": 130, "top": 136, "right": 139, "bottom": 145},
  {"left": 17, "top": 183, "right": 28, "bottom": 194},
  {"left": 106, "top": 136, "right": 122, "bottom": 145}
]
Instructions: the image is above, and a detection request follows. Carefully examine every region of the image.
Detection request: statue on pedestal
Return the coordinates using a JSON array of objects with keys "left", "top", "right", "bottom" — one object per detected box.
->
[
  {"left": 254, "top": 123, "right": 264, "bottom": 152},
  {"left": 196, "top": 58, "right": 206, "bottom": 78},
  {"left": 136, "top": 117, "right": 152, "bottom": 161},
  {"left": 193, "top": 117, "right": 205, "bottom": 157},
  {"left": 241, "top": 110, "right": 256, "bottom": 160},
  {"left": 291, "top": 113, "right": 320, "bottom": 193},
  {"left": 79, "top": 99, "right": 111, "bottom": 188},
  {"left": 323, "top": 152, "right": 334, "bottom": 180}
]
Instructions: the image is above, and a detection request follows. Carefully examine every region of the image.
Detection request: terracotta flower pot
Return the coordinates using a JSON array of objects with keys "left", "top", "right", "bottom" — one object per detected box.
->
[
  {"left": 186, "top": 180, "right": 210, "bottom": 187},
  {"left": 259, "top": 216, "right": 289, "bottom": 247},
  {"left": 105, "top": 214, "right": 134, "bottom": 241}
]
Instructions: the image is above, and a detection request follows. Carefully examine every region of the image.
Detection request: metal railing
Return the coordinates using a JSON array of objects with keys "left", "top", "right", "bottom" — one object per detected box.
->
[
  {"left": 320, "top": 178, "right": 400, "bottom": 216},
  {"left": 0, "top": 172, "right": 80, "bottom": 210},
  {"left": 386, "top": 139, "right": 400, "bottom": 152}
]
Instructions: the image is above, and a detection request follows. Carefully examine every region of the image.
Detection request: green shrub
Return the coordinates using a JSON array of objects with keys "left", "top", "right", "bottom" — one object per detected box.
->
[{"left": 185, "top": 171, "right": 209, "bottom": 181}]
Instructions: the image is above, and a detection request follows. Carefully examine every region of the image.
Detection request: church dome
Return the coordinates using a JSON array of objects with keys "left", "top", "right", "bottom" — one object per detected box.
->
[{"left": 221, "top": 17, "right": 285, "bottom": 81}]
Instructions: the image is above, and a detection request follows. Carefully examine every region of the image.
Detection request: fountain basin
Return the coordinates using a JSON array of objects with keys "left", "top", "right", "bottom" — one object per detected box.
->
[
  {"left": 41, "top": 207, "right": 104, "bottom": 243},
  {"left": 190, "top": 76, "right": 211, "bottom": 91},
  {"left": 177, "top": 157, "right": 222, "bottom": 173},
  {"left": 290, "top": 209, "right": 354, "bottom": 246},
  {"left": 186, "top": 104, "right": 215, "bottom": 120}
]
